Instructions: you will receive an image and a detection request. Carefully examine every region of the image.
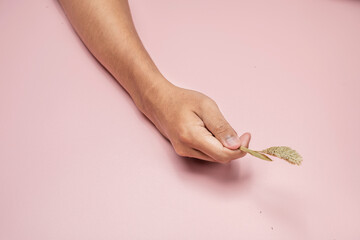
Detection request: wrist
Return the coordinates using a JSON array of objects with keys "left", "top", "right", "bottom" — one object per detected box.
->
[{"left": 136, "top": 76, "right": 175, "bottom": 118}]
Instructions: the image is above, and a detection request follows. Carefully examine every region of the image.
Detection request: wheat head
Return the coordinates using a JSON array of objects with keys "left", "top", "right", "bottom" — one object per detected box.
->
[{"left": 261, "top": 146, "right": 302, "bottom": 165}]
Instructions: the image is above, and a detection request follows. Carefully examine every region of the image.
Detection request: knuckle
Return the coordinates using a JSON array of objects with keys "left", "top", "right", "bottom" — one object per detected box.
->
[
  {"left": 213, "top": 123, "right": 229, "bottom": 135},
  {"left": 174, "top": 145, "right": 188, "bottom": 157},
  {"left": 199, "top": 97, "right": 217, "bottom": 112},
  {"left": 204, "top": 97, "right": 216, "bottom": 105},
  {"left": 177, "top": 126, "right": 191, "bottom": 143},
  {"left": 202, "top": 97, "right": 217, "bottom": 108}
]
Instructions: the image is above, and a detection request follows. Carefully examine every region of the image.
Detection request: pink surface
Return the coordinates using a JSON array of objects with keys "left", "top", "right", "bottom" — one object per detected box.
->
[{"left": 1, "top": 0, "right": 360, "bottom": 239}]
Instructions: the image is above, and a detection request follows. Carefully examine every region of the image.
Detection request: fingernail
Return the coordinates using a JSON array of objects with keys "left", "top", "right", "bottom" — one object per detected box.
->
[{"left": 225, "top": 136, "right": 241, "bottom": 148}]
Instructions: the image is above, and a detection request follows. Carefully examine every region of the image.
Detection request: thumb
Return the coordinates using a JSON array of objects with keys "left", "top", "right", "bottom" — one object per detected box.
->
[{"left": 199, "top": 104, "right": 241, "bottom": 150}]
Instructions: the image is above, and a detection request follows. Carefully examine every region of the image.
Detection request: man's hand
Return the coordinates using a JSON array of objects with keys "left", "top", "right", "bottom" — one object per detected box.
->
[
  {"left": 143, "top": 83, "right": 251, "bottom": 163},
  {"left": 58, "top": 0, "right": 250, "bottom": 163}
]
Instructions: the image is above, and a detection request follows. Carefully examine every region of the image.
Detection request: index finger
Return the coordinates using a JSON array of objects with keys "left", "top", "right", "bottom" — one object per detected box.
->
[{"left": 188, "top": 126, "right": 251, "bottom": 163}]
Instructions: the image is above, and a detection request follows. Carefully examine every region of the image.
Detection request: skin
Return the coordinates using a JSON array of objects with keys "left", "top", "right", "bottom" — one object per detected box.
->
[{"left": 58, "top": 0, "right": 251, "bottom": 163}]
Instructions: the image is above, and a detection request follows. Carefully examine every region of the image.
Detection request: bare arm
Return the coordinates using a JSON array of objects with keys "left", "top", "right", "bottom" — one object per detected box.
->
[
  {"left": 58, "top": 0, "right": 251, "bottom": 163},
  {"left": 58, "top": 0, "right": 166, "bottom": 111}
]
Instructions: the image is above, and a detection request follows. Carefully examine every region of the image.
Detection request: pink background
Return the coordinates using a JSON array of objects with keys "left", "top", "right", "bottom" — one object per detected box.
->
[{"left": 1, "top": 0, "right": 360, "bottom": 239}]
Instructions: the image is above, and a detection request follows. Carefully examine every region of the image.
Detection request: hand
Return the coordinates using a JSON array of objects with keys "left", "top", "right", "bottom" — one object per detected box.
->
[
  {"left": 58, "top": 0, "right": 250, "bottom": 163},
  {"left": 142, "top": 83, "right": 251, "bottom": 163}
]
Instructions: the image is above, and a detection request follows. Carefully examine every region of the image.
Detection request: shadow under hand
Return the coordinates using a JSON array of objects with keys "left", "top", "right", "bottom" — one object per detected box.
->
[
  {"left": 181, "top": 157, "right": 246, "bottom": 183},
  {"left": 171, "top": 153, "right": 254, "bottom": 196}
]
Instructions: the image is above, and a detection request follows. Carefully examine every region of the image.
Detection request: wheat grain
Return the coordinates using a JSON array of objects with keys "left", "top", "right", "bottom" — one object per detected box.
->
[{"left": 261, "top": 146, "right": 302, "bottom": 165}]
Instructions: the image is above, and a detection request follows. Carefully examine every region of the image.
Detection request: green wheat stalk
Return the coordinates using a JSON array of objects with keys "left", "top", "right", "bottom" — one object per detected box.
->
[{"left": 240, "top": 146, "right": 303, "bottom": 166}]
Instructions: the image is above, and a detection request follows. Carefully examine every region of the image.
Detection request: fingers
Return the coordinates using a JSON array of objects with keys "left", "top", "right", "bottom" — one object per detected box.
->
[
  {"left": 186, "top": 148, "right": 216, "bottom": 162},
  {"left": 197, "top": 100, "right": 241, "bottom": 150},
  {"left": 172, "top": 143, "right": 215, "bottom": 162},
  {"left": 171, "top": 124, "right": 251, "bottom": 163},
  {"left": 166, "top": 93, "right": 252, "bottom": 163},
  {"left": 239, "top": 132, "right": 251, "bottom": 148},
  {"left": 188, "top": 126, "right": 251, "bottom": 164}
]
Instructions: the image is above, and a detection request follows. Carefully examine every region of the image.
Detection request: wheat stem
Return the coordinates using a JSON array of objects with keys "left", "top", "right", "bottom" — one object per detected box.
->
[{"left": 240, "top": 146, "right": 272, "bottom": 161}]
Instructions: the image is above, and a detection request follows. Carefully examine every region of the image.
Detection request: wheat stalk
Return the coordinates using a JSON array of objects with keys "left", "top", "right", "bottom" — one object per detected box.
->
[{"left": 240, "top": 146, "right": 302, "bottom": 166}]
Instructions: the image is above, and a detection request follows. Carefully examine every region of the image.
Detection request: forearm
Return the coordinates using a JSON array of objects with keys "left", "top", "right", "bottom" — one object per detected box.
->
[
  {"left": 58, "top": 0, "right": 171, "bottom": 112},
  {"left": 59, "top": 0, "right": 251, "bottom": 162}
]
